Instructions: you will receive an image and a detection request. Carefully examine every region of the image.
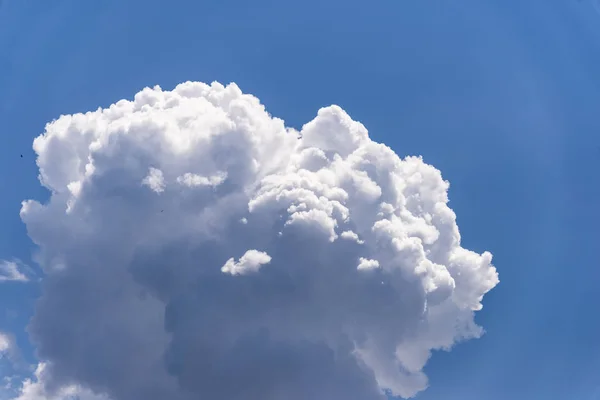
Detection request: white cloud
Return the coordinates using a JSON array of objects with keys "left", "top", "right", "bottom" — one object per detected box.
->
[
  {"left": 357, "top": 257, "right": 380, "bottom": 270},
  {"left": 176, "top": 172, "right": 227, "bottom": 187},
  {"left": 142, "top": 167, "right": 166, "bottom": 193},
  {"left": 10, "top": 363, "right": 110, "bottom": 400},
  {"left": 221, "top": 249, "right": 272, "bottom": 276},
  {"left": 0, "top": 338, "right": 105, "bottom": 400},
  {"left": 340, "top": 230, "right": 364, "bottom": 244},
  {"left": 0, "top": 261, "right": 28, "bottom": 283},
  {"left": 0, "top": 332, "right": 11, "bottom": 354},
  {"left": 0, "top": 332, "right": 25, "bottom": 386},
  {"left": 17, "top": 81, "right": 498, "bottom": 400}
]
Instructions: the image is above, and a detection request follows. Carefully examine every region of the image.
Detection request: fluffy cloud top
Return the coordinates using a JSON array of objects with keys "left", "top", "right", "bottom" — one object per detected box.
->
[
  {"left": 0, "top": 260, "right": 28, "bottom": 282},
  {"left": 221, "top": 249, "right": 272, "bottom": 276},
  {"left": 17, "top": 81, "right": 498, "bottom": 400}
]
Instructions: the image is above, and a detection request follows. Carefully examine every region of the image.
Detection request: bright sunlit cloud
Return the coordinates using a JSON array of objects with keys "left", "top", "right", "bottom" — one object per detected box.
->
[{"left": 11, "top": 81, "right": 498, "bottom": 400}]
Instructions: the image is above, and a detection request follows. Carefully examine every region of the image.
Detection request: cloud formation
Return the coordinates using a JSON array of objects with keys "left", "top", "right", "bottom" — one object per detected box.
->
[
  {"left": 0, "top": 332, "right": 23, "bottom": 379},
  {"left": 0, "top": 332, "right": 11, "bottom": 354},
  {"left": 17, "top": 81, "right": 498, "bottom": 399},
  {"left": 0, "top": 260, "right": 28, "bottom": 283},
  {"left": 10, "top": 363, "right": 109, "bottom": 400}
]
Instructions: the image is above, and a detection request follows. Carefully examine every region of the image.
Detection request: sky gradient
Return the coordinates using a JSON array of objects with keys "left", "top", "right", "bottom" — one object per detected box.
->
[{"left": 1, "top": 0, "right": 599, "bottom": 399}]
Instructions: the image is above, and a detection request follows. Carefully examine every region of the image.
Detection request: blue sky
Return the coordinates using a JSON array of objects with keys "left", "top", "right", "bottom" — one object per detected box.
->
[{"left": 1, "top": 0, "right": 599, "bottom": 399}]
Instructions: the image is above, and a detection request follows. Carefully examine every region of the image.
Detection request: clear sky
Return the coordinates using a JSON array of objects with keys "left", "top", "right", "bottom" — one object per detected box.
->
[{"left": 0, "top": 0, "right": 599, "bottom": 399}]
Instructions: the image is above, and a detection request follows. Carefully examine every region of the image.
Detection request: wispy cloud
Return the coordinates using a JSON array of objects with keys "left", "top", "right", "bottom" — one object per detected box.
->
[
  {"left": 0, "top": 332, "right": 11, "bottom": 354},
  {"left": 0, "top": 260, "right": 29, "bottom": 283},
  {"left": 0, "top": 331, "right": 20, "bottom": 367}
]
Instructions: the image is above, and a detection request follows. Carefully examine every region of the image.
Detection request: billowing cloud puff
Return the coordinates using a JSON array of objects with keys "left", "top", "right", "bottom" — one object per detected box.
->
[
  {"left": 221, "top": 249, "right": 272, "bottom": 276},
  {"left": 10, "top": 363, "right": 109, "bottom": 400},
  {"left": 18, "top": 81, "right": 498, "bottom": 400}
]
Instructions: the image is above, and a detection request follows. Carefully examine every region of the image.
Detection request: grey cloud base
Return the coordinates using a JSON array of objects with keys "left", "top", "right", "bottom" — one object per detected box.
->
[{"left": 16, "top": 81, "right": 498, "bottom": 400}]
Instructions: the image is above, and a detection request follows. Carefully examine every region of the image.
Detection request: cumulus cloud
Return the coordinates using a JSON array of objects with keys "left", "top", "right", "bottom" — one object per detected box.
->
[
  {"left": 341, "top": 230, "right": 364, "bottom": 244},
  {"left": 357, "top": 257, "right": 380, "bottom": 271},
  {"left": 0, "top": 260, "right": 29, "bottom": 282},
  {"left": 17, "top": 81, "right": 498, "bottom": 400},
  {"left": 10, "top": 363, "right": 109, "bottom": 400},
  {"left": 142, "top": 167, "right": 166, "bottom": 193},
  {"left": 0, "top": 337, "right": 99, "bottom": 400},
  {"left": 221, "top": 249, "right": 272, "bottom": 276}
]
